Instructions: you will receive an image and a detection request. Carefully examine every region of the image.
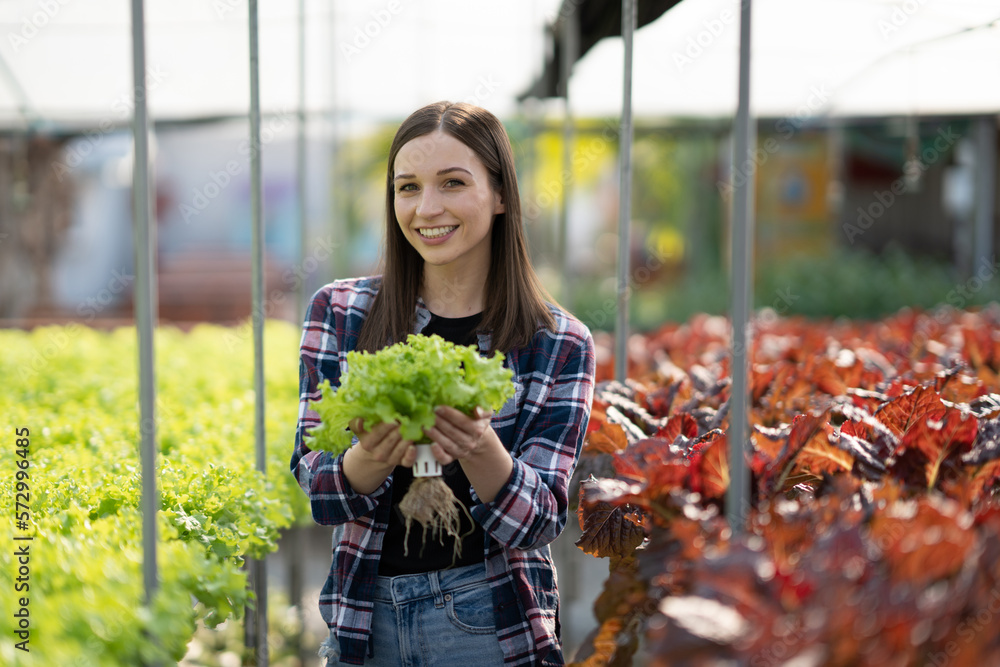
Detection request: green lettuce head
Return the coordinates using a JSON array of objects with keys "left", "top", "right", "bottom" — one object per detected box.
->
[{"left": 305, "top": 334, "right": 515, "bottom": 455}]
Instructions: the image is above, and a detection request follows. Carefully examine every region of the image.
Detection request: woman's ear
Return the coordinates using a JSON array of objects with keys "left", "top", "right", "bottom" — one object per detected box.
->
[{"left": 493, "top": 190, "right": 505, "bottom": 215}]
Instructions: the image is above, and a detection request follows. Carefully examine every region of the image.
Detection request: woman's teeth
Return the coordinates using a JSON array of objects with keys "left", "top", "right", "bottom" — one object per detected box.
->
[{"left": 419, "top": 226, "right": 457, "bottom": 239}]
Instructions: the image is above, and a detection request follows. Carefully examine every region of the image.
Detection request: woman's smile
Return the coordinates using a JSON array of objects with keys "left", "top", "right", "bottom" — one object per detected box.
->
[{"left": 417, "top": 225, "right": 458, "bottom": 240}]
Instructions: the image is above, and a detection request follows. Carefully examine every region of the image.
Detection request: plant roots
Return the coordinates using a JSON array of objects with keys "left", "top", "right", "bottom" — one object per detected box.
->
[{"left": 398, "top": 476, "right": 473, "bottom": 563}]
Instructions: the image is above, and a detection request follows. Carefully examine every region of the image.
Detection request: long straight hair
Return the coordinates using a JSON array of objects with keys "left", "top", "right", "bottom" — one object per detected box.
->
[{"left": 356, "top": 101, "right": 556, "bottom": 354}]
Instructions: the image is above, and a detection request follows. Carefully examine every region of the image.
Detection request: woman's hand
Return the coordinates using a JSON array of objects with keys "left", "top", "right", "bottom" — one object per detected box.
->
[
  {"left": 352, "top": 418, "right": 418, "bottom": 468},
  {"left": 425, "top": 406, "right": 493, "bottom": 465},
  {"left": 342, "top": 419, "right": 417, "bottom": 495},
  {"left": 427, "top": 406, "right": 513, "bottom": 503}
]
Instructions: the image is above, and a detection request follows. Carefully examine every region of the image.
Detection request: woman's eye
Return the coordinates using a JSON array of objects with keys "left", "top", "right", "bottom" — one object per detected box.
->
[
  {"left": 397, "top": 183, "right": 417, "bottom": 192},
  {"left": 445, "top": 178, "right": 465, "bottom": 187}
]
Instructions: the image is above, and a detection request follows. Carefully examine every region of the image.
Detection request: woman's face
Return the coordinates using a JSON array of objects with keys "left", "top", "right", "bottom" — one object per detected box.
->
[{"left": 393, "top": 130, "right": 504, "bottom": 273}]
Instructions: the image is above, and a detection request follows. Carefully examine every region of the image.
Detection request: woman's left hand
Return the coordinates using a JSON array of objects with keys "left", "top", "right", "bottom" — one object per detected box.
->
[{"left": 426, "top": 405, "right": 494, "bottom": 465}]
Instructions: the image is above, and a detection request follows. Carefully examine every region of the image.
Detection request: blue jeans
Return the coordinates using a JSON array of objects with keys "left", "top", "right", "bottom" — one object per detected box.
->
[{"left": 321, "top": 562, "right": 506, "bottom": 666}]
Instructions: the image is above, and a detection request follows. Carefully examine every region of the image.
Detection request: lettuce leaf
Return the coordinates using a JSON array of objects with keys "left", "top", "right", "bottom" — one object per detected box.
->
[{"left": 305, "top": 333, "right": 515, "bottom": 454}]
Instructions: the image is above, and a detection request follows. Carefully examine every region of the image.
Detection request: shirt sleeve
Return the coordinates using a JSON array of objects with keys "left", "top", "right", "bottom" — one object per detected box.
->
[
  {"left": 470, "top": 322, "right": 596, "bottom": 550},
  {"left": 290, "top": 285, "right": 389, "bottom": 526}
]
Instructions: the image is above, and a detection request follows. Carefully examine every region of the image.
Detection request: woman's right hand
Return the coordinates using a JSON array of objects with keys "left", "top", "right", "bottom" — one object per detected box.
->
[
  {"left": 352, "top": 418, "right": 418, "bottom": 467},
  {"left": 342, "top": 419, "right": 417, "bottom": 494}
]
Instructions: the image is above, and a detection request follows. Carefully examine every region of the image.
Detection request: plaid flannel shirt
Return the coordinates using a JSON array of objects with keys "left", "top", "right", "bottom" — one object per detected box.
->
[{"left": 291, "top": 276, "right": 595, "bottom": 666}]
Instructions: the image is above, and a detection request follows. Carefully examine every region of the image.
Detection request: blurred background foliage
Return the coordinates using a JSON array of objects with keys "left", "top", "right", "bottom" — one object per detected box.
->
[
  {"left": 584, "top": 243, "right": 1000, "bottom": 332},
  {"left": 5, "top": 113, "right": 995, "bottom": 332}
]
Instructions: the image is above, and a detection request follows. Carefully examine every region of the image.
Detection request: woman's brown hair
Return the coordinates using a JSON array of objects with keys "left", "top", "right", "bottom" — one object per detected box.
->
[{"left": 356, "top": 101, "right": 556, "bottom": 353}]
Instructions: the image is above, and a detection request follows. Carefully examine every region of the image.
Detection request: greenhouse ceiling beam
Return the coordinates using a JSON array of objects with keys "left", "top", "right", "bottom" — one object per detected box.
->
[
  {"left": 615, "top": 0, "right": 636, "bottom": 383},
  {"left": 518, "top": 0, "right": 681, "bottom": 102},
  {"left": 726, "top": 0, "right": 754, "bottom": 533},
  {"left": 128, "top": 0, "right": 161, "bottom": 662},
  {"left": 244, "top": 1, "right": 269, "bottom": 664}
]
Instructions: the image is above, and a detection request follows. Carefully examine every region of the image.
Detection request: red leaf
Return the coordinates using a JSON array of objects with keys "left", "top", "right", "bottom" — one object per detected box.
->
[
  {"left": 642, "top": 462, "right": 696, "bottom": 509},
  {"left": 586, "top": 420, "right": 629, "bottom": 454},
  {"left": 578, "top": 476, "right": 644, "bottom": 512},
  {"left": 869, "top": 495, "right": 977, "bottom": 588},
  {"left": 654, "top": 413, "right": 699, "bottom": 442},
  {"left": 751, "top": 423, "right": 788, "bottom": 476},
  {"left": 963, "top": 417, "right": 1000, "bottom": 465},
  {"left": 751, "top": 364, "right": 777, "bottom": 402},
  {"left": 756, "top": 413, "right": 829, "bottom": 495},
  {"left": 645, "top": 382, "right": 680, "bottom": 418},
  {"left": 894, "top": 407, "right": 978, "bottom": 489},
  {"left": 814, "top": 358, "right": 848, "bottom": 396},
  {"left": 936, "top": 366, "right": 989, "bottom": 404},
  {"left": 577, "top": 479, "right": 646, "bottom": 558},
  {"left": 612, "top": 437, "right": 673, "bottom": 482},
  {"left": 796, "top": 425, "right": 855, "bottom": 477},
  {"left": 576, "top": 502, "right": 646, "bottom": 559},
  {"left": 574, "top": 555, "right": 648, "bottom": 667},
  {"left": 875, "top": 385, "right": 947, "bottom": 444},
  {"left": 609, "top": 438, "right": 697, "bottom": 518},
  {"left": 689, "top": 430, "right": 729, "bottom": 499},
  {"left": 849, "top": 388, "right": 889, "bottom": 414}
]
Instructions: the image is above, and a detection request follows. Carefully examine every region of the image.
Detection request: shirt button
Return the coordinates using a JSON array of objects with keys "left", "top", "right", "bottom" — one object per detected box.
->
[{"left": 444, "top": 593, "right": 452, "bottom": 601}]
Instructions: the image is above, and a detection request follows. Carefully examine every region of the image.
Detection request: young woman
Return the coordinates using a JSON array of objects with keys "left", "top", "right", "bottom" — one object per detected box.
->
[{"left": 291, "top": 101, "right": 595, "bottom": 666}]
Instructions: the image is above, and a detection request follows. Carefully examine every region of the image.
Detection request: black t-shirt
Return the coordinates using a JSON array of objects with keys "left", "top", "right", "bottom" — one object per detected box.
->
[{"left": 377, "top": 311, "right": 488, "bottom": 576}]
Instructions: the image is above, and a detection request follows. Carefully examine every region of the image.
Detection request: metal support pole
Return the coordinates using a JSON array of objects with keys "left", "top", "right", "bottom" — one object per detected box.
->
[
  {"left": 328, "top": 3, "right": 344, "bottom": 283},
  {"left": 614, "top": 0, "right": 636, "bottom": 383},
  {"left": 974, "top": 116, "right": 997, "bottom": 272},
  {"left": 290, "top": 1, "right": 308, "bottom": 664},
  {"left": 244, "top": 0, "right": 268, "bottom": 664},
  {"left": 559, "top": 7, "right": 578, "bottom": 305},
  {"left": 129, "top": 0, "right": 159, "bottom": 626},
  {"left": 726, "top": 0, "right": 754, "bottom": 533},
  {"left": 0, "top": 50, "right": 40, "bottom": 131},
  {"left": 296, "top": 0, "right": 308, "bottom": 317}
]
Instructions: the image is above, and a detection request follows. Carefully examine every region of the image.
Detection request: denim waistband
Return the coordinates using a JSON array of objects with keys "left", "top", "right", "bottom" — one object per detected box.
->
[{"left": 374, "top": 561, "right": 489, "bottom": 605}]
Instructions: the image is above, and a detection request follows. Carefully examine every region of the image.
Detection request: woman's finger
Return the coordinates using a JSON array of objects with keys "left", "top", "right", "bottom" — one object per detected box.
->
[
  {"left": 435, "top": 405, "right": 491, "bottom": 434},
  {"left": 430, "top": 442, "right": 456, "bottom": 466},
  {"left": 429, "top": 414, "right": 465, "bottom": 442},
  {"left": 399, "top": 443, "right": 418, "bottom": 467},
  {"left": 358, "top": 422, "right": 400, "bottom": 456},
  {"left": 387, "top": 435, "right": 415, "bottom": 466}
]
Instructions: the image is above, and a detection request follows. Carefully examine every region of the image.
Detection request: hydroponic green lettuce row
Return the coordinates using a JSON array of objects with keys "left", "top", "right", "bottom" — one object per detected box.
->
[
  {"left": 306, "top": 334, "right": 515, "bottom": 454},
  {"left": 0, "top": 322, "right": 302, "bottom": 665}
]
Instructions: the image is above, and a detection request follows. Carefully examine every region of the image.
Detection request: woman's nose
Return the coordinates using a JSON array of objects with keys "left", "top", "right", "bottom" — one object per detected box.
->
[{"left": 416, "top": 189, "right": 443, "bottom": 217}]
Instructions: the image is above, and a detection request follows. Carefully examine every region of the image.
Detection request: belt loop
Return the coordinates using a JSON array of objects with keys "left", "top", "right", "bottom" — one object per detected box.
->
[
  {"left": 384, "top": 575, "right": 394, "bottom": 606},
  {"left": 429, "top": 570, "right": 445, "bottom": 608}
]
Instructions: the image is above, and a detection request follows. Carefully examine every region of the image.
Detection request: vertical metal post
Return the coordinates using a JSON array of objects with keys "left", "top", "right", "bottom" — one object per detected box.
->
[
  {"left": 296, "top": 0, "right": 308, "bottom": 316},
  {"left": 615, "top": 0, "right": 636, "bottom": 383},
  {"left": 245, "top": 1, "right": 268, "bottom": 665},
  {"left": 0, "top": 51, "right": 40, "bottom": 131},
  {"left": 290, "top": 1, "right": 308, "bottom": 665},
  {"left": 559, "top": 7, "right": 578, "bottom": 305},
  {"left": 130, "top": 2, "right": 163, "bottom": 664},
  {"left": 129, "top": 0, "right": 159, "bottom": 620},
  {"left": 726, "top": 0, "right": 755, "bottom": 532},
  {"left": 974, "top": 116, "right": 996, "bottom": 272},
  {"left": 328, "top": 3, "right": 344, "bottom": 283}
]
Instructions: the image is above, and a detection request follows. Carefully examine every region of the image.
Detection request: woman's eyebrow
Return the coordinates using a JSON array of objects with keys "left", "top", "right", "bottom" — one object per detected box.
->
[{"left": 393, "top": 167, "right": 473, "bottom": 181}]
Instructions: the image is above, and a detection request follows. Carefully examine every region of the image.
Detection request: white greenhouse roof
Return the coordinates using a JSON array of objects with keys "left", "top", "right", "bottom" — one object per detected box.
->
[
  {"left": 0, "top": 0, "right": 997, "bottom": 134},
  {"left": 569, "top": 0, "right": 1000, "bottom": 119}
]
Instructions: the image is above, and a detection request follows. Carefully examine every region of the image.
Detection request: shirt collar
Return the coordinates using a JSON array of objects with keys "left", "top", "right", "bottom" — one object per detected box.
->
[{"left": 414, "top": 296, "right": 492, "bottom": 353}]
